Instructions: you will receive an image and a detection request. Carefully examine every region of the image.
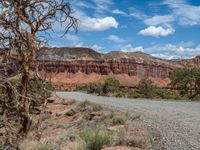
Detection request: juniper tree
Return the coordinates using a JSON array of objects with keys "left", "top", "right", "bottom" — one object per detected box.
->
[{"left": 0, "top": 0, "right": 77, "bottom": 148}]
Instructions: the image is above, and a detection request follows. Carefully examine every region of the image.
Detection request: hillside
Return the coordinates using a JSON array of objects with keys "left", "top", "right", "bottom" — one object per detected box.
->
[{"left": 38, "top": 47, "right": 103, "bottom": 60}]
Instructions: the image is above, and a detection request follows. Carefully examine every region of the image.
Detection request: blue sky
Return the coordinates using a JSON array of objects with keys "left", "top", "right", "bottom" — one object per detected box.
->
[{"left": 48, "top": 0, "right": 200, "bottom": 59}]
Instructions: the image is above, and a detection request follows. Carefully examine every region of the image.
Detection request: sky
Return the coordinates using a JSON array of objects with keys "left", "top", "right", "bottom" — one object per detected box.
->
[{"left": 47, "top": 0, "right": 200, "bottom": 59}]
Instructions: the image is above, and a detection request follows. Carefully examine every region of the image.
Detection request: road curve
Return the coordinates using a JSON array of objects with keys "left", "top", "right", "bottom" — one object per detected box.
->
[{"left": 55, "top": 92, "right": 200, "bottom": 150}]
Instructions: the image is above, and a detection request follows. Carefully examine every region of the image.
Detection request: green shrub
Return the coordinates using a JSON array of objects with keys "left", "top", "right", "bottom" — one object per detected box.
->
[
  {"left": 112, "top": 115, "right": 128, "bottom": 125},
  {"left": 65, "top": 109, "right": 76, "bottom": 116},
  {"left": 128, "top": 91, "right": 145, "bottom": 99},
  {"left": 79, "top": 101, "right": 102, "bottom": 112},
  {"left": 79, "top": 100, "right": 92, "bottom": 108},
  {"left": 91, "top": 103, "right": 103, "bottom": 112},
  {"left": 115, "top": 91, "right": 125, "bottom": 97},
  {"left": 137, "top": 79, "right": 156, "bottom": 98},
  {"left": 80, "top": 128, "right": 111, "bottom": 150},
  {"left": 155, "top": 89, "right": 185, "bottom": 100},
  {"left": 88, "top": 84, "right": 104, "bottom": 96},
  {"left": 103, "top": 78, "right": 120, "bottom": 94}
]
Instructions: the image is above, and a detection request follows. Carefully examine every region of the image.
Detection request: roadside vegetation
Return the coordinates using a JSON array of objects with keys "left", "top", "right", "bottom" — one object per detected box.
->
[
  {"left": 77, "top": 68, "right": 200, "bottom": 101},
  {"left": 19, "top": 99, "right": 153, "bottom": 150}
]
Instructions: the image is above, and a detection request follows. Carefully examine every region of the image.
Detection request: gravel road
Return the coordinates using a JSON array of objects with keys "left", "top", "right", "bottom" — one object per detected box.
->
[{"left": 55, "top": 92, "right": 200, "bottom": 150}]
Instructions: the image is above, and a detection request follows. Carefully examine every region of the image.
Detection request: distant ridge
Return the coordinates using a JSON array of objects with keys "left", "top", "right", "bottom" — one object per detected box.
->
[{"left": 37, "top": 47, "right": 200, "bottom": 68}]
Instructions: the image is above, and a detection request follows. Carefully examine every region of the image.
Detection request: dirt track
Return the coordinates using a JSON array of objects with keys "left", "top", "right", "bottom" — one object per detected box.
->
[{"left": 56, "top": 92, "right": 200, "bottom": 150}]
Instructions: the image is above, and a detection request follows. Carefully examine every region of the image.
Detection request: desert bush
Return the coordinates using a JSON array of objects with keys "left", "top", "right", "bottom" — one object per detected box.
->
[
  {"left": 79, "top": 100, "right": 92, "bottom": 108},
  {"left": 65, "top": 109, "right": 76, "bottom": 116},
  {"left": 87, "top": 84, "right": 104, "bottom": 95},
  {"left": 80, "top": 128, "right": 111, "bottom": 150},
  {"left": 115, "top": 91, "right": 125, "bottom": 97},
  {"left": 155, "top": 89, "right": 185, "bottom": 100},
  {"left": 103, "top": 78, "right": 120, "bottom": 94},
  {"left": 78, "top": 78, "right": 121, "bottom": 96},
  {"left": 137, "top": 79, "right": 156, "bottom": 98},
  {"left": 112, "top": 115, "right": 128, "bottom": 125},
  {"left": 91, "top": 103, "right": 103, "bottom": 112},
  {"left": 79, "top": 101, "right": 102, "bottom": 112},
  {"left": 114, "top": 128, "right": 146, "bottom": 148},
  {"left": 128, "top": 91, "right": 145, "bottom": 99}
]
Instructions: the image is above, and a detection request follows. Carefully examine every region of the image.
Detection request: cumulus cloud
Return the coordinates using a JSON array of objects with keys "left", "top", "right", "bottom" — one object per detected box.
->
[
  {"left": 74, "top": 42, "right": 103, "bottom": 53},
  {"left": 163, "top": 0, "right": 200, "bottom": 26},
  {"left": 144, "top": 15, "right": 174, "bottom": 26},
  {"left": 93, "top": 0, "right": 113, "bottom": 14},
  {"left": 120, "top": 44, "right": 144, "bottom": 52},
  {"left": 139, "top": 26, "right": 175, "bottom": 37},
  {"left": 145, "top": 43, "right": 200, "bottom": 59},
  {"left": 107, "top": 35, "right": 124, "bottom": 43},
  {"left": 79, "top": 16, "right": 118, "bottom": 31},
  {"left": 112, "top": 9, "right": 127, "bottom": 15}
]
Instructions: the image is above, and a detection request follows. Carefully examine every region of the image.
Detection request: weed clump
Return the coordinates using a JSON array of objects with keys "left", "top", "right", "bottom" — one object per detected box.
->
[
  {"left": 80, "top": 128, "right": 111, "bottom": 150},
  {"left": 65, "top": 109, "right": 76, "bottom": 116}
]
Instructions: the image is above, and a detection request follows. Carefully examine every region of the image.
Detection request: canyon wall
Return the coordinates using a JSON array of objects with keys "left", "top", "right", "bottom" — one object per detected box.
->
[
  {"left": 1, "top": 47, "right": 200, "bottom": 89},
  {"left": 37, "top": 59, "right": 175, "bottom": 79}
]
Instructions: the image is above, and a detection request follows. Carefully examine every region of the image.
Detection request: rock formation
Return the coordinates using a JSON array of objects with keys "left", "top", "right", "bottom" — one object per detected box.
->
[
  {"left": 37, "top": 59, "right": 175, "bottom": 79},
  {"left": 35, "top": 47, "right": 200, "bottom": 88}
]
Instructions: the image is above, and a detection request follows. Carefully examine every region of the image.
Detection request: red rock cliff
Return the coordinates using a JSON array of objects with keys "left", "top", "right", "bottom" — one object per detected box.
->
[{"left": 37, "top": 59, "right": 175, "bottom": 79}]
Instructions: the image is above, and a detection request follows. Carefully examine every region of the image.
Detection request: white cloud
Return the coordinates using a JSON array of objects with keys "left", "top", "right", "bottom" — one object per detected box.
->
[
  {"left": 107, "top": 35, "right": 124, "bottom": 43},
  {"left": 112, "top": 9, "right": 127, "bottom": 15},
  {"left": 91, "top": 44, "right": 102, "bottom": 51},
  {"left": 72, "top": 1, "right": 118, "bottom": 31},
  {"left": 145, "top": 43, "right": 200, "bottom": 59},
  {"left": 163, "top": 0, "right": 200, "bottom": 26},
  {"left": 139, "top": 26, "right": 175, "bottom": 37},
  {"left": 79, "top": 16, "right": 118, "bottom": 31},
  {"left": 129, "top": 9, "right": 148, "bottom": 20},
  {"left": 74, "top": 42, "right": 103, "bottom": 53},
  {"left": 93, "top": 0, "right": 113, "bottom": 14},
  {"left": 151, "top": 53, "right": 177, "bottom": 59},
  {"left": 120, "top": 44, "right": 144, "bottom": 52},
  {"left": 75, "top": 42, "right": 86, "bottom": 47},
  {"left": 65, "top": 34, "right": 79, "bottom": 42},
  {"left": 144, "top": 15, "right": 174, "bottom": 26}
]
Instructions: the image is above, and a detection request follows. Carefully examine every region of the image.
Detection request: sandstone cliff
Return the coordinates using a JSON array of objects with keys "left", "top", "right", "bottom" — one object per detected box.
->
[
  {"left": 1, "top": 47, "right": 199, "bottom": 88},
  {"left": 36, "top": 47, "right": 199, "bottom": 88}
]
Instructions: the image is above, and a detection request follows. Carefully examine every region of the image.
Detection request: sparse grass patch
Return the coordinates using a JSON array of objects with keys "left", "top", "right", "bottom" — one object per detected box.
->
[
  {"left": 79, "top": 100, "right": 102, "bottom": 112},
  {"left": 112, "top": 115, "right": 128, "bottom": 125},
  {"left": 91, "top": 103, "right": 102, "bottom": 112},
  {"left": 144, "top": 132, "right": 154, "bottom": 145},
  {"left": 80, "top": 127, "right": 111, "bottom": 150},
  {"left": 20, "top": 140, "right": 55, "bottom": 150}
]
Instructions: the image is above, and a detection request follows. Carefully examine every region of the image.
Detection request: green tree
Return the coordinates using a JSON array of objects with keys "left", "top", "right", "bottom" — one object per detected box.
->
[
  {"left": 103, "top": 78, "right": 120, "bottom": 94},
  {"left": 170, "top": 68, "right": 200, "bottom": 100},
  {"left": 138, "top": 79, "right": 156, "bottom": 98}
]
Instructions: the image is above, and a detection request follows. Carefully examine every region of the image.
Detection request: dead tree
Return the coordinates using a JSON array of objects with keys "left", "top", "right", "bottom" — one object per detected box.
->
[{"left": 0, "top": 0, "right": 77, "bottom": 148}]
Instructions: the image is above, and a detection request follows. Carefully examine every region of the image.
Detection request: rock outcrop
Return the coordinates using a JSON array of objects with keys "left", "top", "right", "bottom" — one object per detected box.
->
[
  {"left": 1, "top": 47, "right": 198, "bottom": 88},
  {"left": 37, "top": 59, "right": 175, "bottom": 79},
  {"left": 36, "top": 47, "right": 200, "bottom": 88}
]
